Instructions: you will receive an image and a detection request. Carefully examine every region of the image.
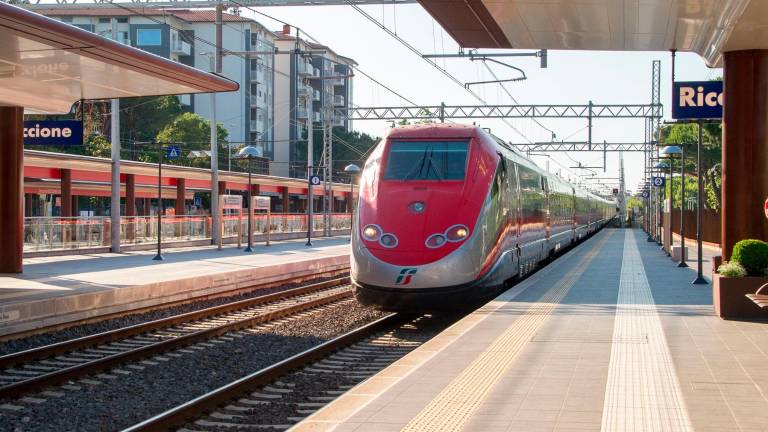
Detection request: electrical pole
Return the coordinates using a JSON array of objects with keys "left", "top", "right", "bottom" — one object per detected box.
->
[
  {"left": 210, "top": 2, "right": 222, "bottom": 246},
  {"left": 618, "top": 152, "right": 626, "bottom": 227},
  {"left": 110, "top": 18, "right": 121, "bottom": 253},
  {"left": 306, "top": 74, "right": 314, "bottom": 246}
]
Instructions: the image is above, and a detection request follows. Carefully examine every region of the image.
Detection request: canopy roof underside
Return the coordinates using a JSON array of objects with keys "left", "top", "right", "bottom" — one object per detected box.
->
[
  {"left": 0, "top": 2, "right": 238, "bottom": 114},
  {"left": 419, "top": 0, "right": 768, "bottom": 67}
]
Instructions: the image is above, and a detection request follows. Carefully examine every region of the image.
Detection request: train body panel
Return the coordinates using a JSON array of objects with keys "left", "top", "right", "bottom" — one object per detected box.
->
[{"left": 351, "top": 124, "right": 615, "bottom": 310}]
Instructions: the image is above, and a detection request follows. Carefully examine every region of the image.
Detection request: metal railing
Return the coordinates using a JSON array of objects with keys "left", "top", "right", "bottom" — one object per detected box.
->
[{"left": 23, "top": 214, "right": 352, "bottom": 253}]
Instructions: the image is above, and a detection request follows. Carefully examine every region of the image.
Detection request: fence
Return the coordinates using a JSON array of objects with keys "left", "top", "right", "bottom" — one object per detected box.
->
[
  {"left": 662, "top": 209, "right": 721, "bottom": 245},
  {"left": 23, "top": 213, "right": 352, "bottom": 253}
]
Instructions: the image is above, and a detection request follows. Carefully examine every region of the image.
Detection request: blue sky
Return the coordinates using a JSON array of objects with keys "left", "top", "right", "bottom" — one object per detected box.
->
[{"left": 243, "top": 3, "right": 720, "bottom": 195}]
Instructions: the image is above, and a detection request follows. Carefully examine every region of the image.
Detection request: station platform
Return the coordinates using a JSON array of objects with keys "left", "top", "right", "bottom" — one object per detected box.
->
[
  {"left": 295, "top": 229, "right": 768, "bottom": 432},
  {"left": 0, "top": 237, "right": 350, "bottom": 337}
]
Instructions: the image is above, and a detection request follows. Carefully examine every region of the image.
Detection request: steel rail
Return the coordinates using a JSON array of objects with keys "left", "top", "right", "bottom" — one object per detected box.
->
[
  {"left": 121, "top": 313, "right": 405, "bottom": 432},
  {"left": 0, "top": 279, "right": 352, "bottom": 399}
]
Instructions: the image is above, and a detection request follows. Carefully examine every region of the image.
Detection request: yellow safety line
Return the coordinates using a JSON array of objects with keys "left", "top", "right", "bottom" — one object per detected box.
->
[{"left": 401, "top": 231, "right": 613, "bottom": 432}]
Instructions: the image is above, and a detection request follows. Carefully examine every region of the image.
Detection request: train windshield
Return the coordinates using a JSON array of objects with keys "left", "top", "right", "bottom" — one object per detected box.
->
[{"left": 384, "top": 140, "right": 469, "bottom": 181}]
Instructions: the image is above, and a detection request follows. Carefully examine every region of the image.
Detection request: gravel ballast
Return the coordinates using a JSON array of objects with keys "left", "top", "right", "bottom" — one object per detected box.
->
[
  {"left": 0, "top": 275, "right": 345, "bottom": 356},
  {"left": 0, "top": 299, "right": 384, "bottom": 432}
]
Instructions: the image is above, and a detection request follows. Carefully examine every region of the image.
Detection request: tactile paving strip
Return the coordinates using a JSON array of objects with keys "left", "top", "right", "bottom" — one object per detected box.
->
[
  {"left": 600, "top": 231, "right": 692, "bottom": 432},
  {"left": 401, "top": 231, "right": 613, "bottom": 432}
]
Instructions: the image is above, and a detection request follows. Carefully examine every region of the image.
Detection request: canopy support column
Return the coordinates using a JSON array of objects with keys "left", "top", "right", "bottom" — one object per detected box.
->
[
  {"left": 722, "top": 50, "right": 768, "bottom": 260},
  {"left": 0, "top": 106, "right": 24, "bottom": 273}
]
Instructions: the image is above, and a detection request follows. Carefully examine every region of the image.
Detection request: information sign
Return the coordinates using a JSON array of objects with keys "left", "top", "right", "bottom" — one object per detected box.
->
[
  {"left": 23, "top": 120, "right": 83, "bottom": 146},
  {"left": 221, "top": 194, "right": 243, "bottom": 210},
  {"left": 672, "top": 81, "right": 723, "bottom": 120}
]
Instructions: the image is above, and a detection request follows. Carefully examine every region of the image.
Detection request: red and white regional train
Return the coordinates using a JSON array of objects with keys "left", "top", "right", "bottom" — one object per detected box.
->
[{"left": 351, "top": 124, "right": 616, "bottom": 310}]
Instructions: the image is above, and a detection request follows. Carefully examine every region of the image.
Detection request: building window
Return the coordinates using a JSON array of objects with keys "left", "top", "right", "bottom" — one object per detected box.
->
[
  {"left": 98, "top": 17, "right": 111, "bottom": 23},
  {"left": 117, "top": 18, "right": 128, "bottom": 23},
  {"left": 60, "top": 16, "right": 73, "bottom": 23},
  {"left": 137, "top": 28, "right": 162, "bottom": 46}
]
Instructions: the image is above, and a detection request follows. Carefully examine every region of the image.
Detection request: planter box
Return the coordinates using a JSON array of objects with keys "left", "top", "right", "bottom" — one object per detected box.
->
[{"left": 713, "top": 274, "right": 768, "bottom": 319}]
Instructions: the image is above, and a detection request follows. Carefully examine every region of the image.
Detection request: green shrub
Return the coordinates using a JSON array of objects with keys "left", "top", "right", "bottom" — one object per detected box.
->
[
  {"left": 718, "top": 261, "right": 747, "bottom": 277},
  {"left": 731, "top": 239, "right": 768, "bottom": 276}
]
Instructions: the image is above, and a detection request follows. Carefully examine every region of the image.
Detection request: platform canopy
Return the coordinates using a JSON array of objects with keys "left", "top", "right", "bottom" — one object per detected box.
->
[
  {"left": 0, "top": 2, "right": 238, "bottom": 113},
  {"left": 418, "top": 0, "right": 768, "bottom": 66}
]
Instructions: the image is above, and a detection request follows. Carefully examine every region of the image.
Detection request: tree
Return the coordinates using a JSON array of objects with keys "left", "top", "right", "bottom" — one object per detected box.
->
[
  {"left": 659, "top": 122, "right": 722, "bottom": 211},
  {"left": 304, "top": 127, "right": 379, "bottom": 181},
  {"left": 121, "top": 96, "right": 183, "bottom": 154},
  {"left": 154, "top": 112, "right": 229, "bottom": 168}
]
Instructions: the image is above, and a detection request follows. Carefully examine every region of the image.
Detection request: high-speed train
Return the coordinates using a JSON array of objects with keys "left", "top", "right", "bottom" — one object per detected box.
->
[{"left": 351, "top": 124, "right": 616, "bottom": 310}]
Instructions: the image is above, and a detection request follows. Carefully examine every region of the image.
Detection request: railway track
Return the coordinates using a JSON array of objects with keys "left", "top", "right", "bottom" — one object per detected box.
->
[
  {"left": 122, "top": 313, "right": 454, "bottom": 432},
  {"left": 0, "top": 277, "right": 352, "bottom": 400}
]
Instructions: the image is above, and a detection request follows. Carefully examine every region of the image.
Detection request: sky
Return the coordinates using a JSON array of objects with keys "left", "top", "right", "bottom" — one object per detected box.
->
[{"left": 234, "top": 3, "right": 721, "bottom": 196}]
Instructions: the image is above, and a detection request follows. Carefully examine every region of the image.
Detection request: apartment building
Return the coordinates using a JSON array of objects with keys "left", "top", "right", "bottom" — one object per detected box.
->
[
  {"left": 273, "top": 27, "right": 356, "bottom": 178},
  {"left": 34, "top": 7, "right": 276, "bottom": 162}
]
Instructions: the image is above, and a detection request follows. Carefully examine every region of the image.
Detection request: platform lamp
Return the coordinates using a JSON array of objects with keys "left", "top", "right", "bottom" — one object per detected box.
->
[
  {"left": 654, "top": 161, "right": 670, "bottom": 248},
  {"left": 661, "top": 145, "right": 685, "bottom": 266},
  {"left": 344, "top": 164, "right": 361, "bottom": 242},
  {"left": 237, "top": 145, "right": 262, "bottom": 253}
]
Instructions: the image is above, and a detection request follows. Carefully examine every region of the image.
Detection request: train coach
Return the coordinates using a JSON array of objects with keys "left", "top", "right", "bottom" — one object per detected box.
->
[{"left": 351, "top": 124, "right": 615, "bottom": 311}]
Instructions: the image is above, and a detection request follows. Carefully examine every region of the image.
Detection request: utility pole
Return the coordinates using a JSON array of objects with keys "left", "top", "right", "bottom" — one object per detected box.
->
[
  {"left": 618, "top": 152, "right": 626, "bottom": 227},
  {"left": 209, "top": 55, "right": 220, "bottom": 246},
  {"left": 306, "top": 79, "right": 314, "bottom": 245},
  {"left": 110, "top": 18, "right": 121, "bottom": 253},
  {"left": 210, "top": 1, "right": 223, "bottom": 246}
]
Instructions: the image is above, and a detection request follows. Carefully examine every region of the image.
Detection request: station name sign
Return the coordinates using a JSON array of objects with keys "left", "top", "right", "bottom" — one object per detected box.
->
[
  {"left": 672, "top": 81, "right": 723, "bottom": 120},
  {"left": 23, "top": 120, "right": 83, "bottom": 146}
]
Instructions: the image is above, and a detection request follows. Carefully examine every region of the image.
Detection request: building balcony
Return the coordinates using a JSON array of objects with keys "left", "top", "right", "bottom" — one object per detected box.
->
[
  {"left": 298, "top": 60, "right": 313, "bottom": 76},
  {"left": 249, "top": 70, "right": 262, "bottom": 83},
  {"left": 313, "top": 111, "right": 321, "bottom": 122},
  {"left": 250, "top": 120, "right": 264, "bottom": 132},
  {"left": 171, "top": 39, "right": 191, "bottom": 56},
  {"left": 250, "top": 94, "right": 260, "bottom": 106},
  {"left": 332, "top": 117, "right": 344, "bottom": 127},
  {"left": 333, "top": 94, "right": 345, "bottom": 106},
  {"left": 313, "top": 90, "right": 321, "bottom": 101},
  {"left": 330, "top": 77, "right": 345, "bottom": 87},
  {"left": 296, "top": 109, "right": 308, "bottom": 119},
  {"left": 297, "top": 85, "right": 313, "bottom": 98}
]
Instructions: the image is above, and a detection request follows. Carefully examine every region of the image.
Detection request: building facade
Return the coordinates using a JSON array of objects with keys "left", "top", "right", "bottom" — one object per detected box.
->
[
  {"left": 273, "top": 28, "right": 356, "bottom": 178},
  {"left": 33, "top": 7, "right": 354, "bottom": 179}
]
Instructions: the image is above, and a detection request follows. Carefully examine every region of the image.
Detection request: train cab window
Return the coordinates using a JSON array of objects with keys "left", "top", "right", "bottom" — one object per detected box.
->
[{"left": 383, "top": 141, "right": 468, "bottom": 180}]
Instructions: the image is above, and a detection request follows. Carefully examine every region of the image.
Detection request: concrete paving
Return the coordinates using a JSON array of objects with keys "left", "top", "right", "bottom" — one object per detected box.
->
[
  {"left": 0, "top": 237, "right": 350, "bottom": 336},
  {"left": 294, "top": 229, "right": 768, "bottom": 432}
]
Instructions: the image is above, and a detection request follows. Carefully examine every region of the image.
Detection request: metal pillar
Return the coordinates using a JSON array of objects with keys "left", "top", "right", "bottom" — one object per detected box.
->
[
  {"left": 210, "top": 55, "right": 220, "bottom": 246},
  {"left": 678, "top": 145, "right": 688, "bottom": 267},
  {"left": 306, "top": 80, "right": 313, "bottom": 246},
  {"left": 0, "top": 106, "right": 24, "bottom": 273},
  {"left": 693, "top": 122, "right": 707, "bottom": 284},
  {"left": 110, "top": 18, "right": 121, "bottom": 253}
]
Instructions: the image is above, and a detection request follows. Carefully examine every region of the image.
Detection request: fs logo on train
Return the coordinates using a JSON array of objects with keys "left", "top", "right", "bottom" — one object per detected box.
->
[{"left": 395, "top": 268, "right": 418, "bottom": 285}]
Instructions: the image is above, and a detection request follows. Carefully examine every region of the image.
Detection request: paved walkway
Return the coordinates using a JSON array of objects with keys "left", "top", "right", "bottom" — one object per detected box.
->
[
  {"left": 0, "top": 237, "right": 350, "bottom": 336},
  {"left": 295, "top": 229, "right": 768, "bottom": 432}
]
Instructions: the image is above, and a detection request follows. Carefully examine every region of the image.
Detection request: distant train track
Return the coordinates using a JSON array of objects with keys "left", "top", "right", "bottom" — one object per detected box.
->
[{"left": 0, "top": 277, "right": 352, "bottom": 399}]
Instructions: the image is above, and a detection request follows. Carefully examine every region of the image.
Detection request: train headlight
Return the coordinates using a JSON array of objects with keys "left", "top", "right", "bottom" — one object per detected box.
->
[
  {"left": 362, "top": 224, "right": 382, "bottom": 241},
  {"left": 446, "top": 225, "right": 470, "bottom": 242},
  {"left": 379, "top": 233, "right": 398, "bottom": 248}
]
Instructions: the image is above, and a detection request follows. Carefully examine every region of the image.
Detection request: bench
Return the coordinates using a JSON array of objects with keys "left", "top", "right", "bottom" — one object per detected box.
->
[{"left": 745, "top": 283, "right": 768, "bottom": 309}]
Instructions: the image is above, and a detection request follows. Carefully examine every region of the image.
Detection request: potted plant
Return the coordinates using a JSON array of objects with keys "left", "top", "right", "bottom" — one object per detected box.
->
[{"left": 713, "top": 239, "right": 768, "bottom": 319}]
